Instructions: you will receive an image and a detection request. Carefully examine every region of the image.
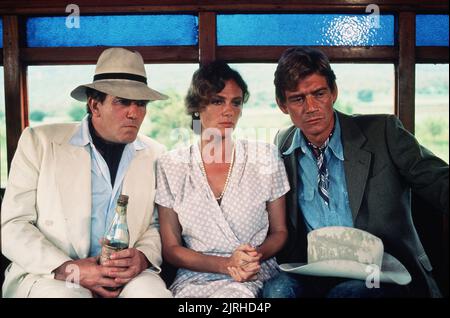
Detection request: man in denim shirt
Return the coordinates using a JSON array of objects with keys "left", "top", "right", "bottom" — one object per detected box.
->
[{"left": 263, "top": 47, "right": 448, "bottom": 298}]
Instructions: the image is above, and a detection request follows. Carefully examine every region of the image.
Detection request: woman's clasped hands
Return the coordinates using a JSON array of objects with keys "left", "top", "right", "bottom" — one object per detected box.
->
[{"left": 227, "top": 244, "right": 262, "bottom": 282}]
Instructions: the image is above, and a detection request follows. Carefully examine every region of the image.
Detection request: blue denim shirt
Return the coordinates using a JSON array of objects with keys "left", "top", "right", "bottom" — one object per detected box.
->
[
  {"left": 69, "top": 116, "right": 148, "bottom": 257},
  {"left": 283, "top": 112, "right": 354, "bottom": 232}
]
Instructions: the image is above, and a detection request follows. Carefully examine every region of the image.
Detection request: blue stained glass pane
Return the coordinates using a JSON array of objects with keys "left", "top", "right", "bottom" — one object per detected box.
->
[
  {"left": 27, "top": 15, "right": 198, "bottom": 47},
  {"left": 416, "top": 15, "right": 449, "bottom": 46},
  {"left": 218, "top": 14, "right": 394, "bottom": 46}
]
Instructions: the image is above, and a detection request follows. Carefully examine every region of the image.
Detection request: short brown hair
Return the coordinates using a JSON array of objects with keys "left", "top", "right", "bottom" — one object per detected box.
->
[
  {"left": 274, "top": 47, "right": 337, "bottom": 104},
  {"left": 185, "top": 60, "right": 249, "bottom": 130}
]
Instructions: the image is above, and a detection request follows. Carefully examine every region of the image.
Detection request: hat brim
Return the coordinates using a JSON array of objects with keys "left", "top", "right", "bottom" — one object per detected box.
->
[
  {"left": 71, "top": 80, "right": 168, "bottom": 102},
  {"left": 279, "top": 253, "right": 412, "bottom": 285}
]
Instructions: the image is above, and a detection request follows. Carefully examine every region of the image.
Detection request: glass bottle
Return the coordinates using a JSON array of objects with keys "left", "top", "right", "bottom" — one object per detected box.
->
[{"left": 99, "top": 194, "right": 130, "bottom": 265}]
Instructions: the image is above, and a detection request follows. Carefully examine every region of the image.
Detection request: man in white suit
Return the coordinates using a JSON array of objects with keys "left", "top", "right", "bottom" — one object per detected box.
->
[{"left": 1, "top": 48, "right": 173, "bottom": 298}]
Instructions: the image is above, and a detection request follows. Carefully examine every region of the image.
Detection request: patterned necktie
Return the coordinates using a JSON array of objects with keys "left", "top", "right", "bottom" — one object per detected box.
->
[{"left": 307, "top": 135, "right": 332, "bottom": 206}]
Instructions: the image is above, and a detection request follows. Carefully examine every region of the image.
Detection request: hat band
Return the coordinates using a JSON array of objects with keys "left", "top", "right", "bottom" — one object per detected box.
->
[{"left": 93, "top": 73, "right": 147, "bottom": 84}]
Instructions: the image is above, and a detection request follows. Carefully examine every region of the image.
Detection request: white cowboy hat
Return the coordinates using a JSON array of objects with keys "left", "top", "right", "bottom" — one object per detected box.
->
[
  {"left": 279, "top": 226, "right": 412, "bottom": 285},
  {"left": 71, "top": 47, "right": 168, "bottom": 101}
]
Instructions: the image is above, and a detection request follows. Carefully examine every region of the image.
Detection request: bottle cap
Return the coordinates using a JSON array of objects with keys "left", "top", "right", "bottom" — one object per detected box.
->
[{"left": 117, "top": 194, "right": 129, "bottom": 205}]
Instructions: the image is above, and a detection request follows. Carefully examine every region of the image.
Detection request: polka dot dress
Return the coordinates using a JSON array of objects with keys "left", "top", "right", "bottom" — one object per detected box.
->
[{"left": 155, "top": 140, "right": 290, "bottom": 298}]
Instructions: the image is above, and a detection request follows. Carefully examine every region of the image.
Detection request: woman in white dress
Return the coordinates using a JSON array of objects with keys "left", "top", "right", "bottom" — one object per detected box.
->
[{"left": 155, "top": 61, "right": 290, "bottom": 298}]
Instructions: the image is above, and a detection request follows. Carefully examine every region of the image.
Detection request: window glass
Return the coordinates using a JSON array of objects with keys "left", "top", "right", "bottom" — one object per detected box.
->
[
  {"left": 218, "top": 14, "right": 394, "bottom": 46},
  {"left": 415, "top": 64, "right": 449, "bottom": 163},
  {"left": 416, "top": 15, "right": 449, "bottom": 46},
  {"left": 229, "top": 64, "right": 290, "bottom": 144},
  {"left": 332, "top": 64, "right": 394, "bottom": 115},
  {"left": 28, "top": 65, "right": 94, "bottom": 126},
  {"left": 27, "top": 15, "right": 198, "bottom": 47},
  {"left": 141, "top": 64, "right": 198, "bottom": 149}
]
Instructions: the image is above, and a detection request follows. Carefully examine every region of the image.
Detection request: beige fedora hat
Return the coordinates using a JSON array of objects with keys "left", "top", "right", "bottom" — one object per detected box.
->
[
  {"left": 71, "top": 47, "right": 168, "bottom": 102},
  {"left": 280, "top": 226, "right": 412, "bottom": 285}
]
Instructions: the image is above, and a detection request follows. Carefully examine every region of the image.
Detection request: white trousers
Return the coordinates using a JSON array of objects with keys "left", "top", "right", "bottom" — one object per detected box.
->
[{"left": 27, "top": 270, "right": 173, "bottom": 298}]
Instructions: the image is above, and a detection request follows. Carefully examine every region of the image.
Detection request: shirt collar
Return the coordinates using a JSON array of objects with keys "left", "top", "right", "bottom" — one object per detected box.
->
[
  {"left": 69, "top": 115, "right": 149, "bottom": 151},
  {"left": 282, "top": 111, "right": 344, "bottom": 161},
  {"left": 69, "top": 115, "right": 92, "bottom": 147},
  {"left": 133, "top": 137, "right": 148, "bottom": 151}
]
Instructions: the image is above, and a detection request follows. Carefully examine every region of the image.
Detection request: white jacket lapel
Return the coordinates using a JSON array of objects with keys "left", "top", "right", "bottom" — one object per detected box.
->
[
  {"left": 122, "top": 151, "right": 154, "bottom": 247},
  {"left": 54, "top": 142, "right": 91, "bottom": 259}
]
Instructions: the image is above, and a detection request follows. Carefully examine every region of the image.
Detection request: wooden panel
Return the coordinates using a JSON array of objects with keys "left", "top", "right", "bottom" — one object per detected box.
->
[
  {"left": 416, "top": 47, "right": 450, "bottom": 63},
  {"left": 217, "top": 46, "right": 397, "bottom": 63},
  {"left": 2, "top": 16, "right": 27, "bottom": 172},
  {"left": 198, "top": 12, "right": 216, "bottom": 66},
  {"left": 0, "top": 0, "right": 448, "bottom": 15},
  {"left": 396, "top": 12, "right": 416, "bottom": 133},
  {"left": 21, "top": 46, "right": 198, "bottom": 65}
]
